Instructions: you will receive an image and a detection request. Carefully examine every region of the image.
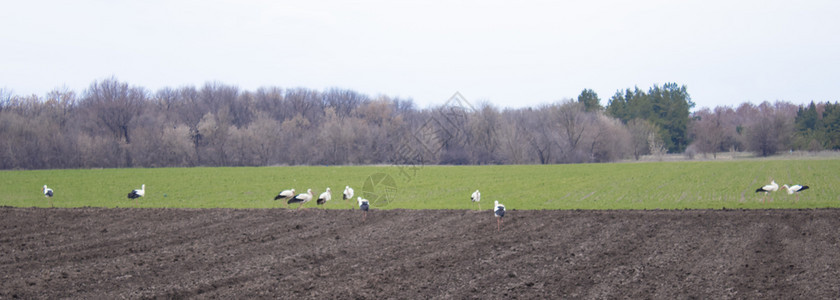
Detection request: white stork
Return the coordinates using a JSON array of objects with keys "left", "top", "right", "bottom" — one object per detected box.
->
[
  {"left": 343, "top": 185, "right": 354, "bottom": 208},
  {"left": 754, "top": 180, "right": 778, "bottom": 203},
  {"left": 782, "top": 184, "right": 809, "bottom": 201},
  {"left": 357, "top": 196, "right": 369, "bottom": 221},
  {"left": 471, "top": 189, "right": 481, "bottom": 210},
  {"left": 287, "top": 189, "right": 313, "bottom": 210},
  {"left": 128, "top": 184, "right": 145, "bottom": 206},
  {"left": 317, "top": 187, "right": 332, "bottom": 206},
  {"left": 494, "top": 200, "right": 506, "bottom": 232},
  {"left": 274, "top": 188, "right": 295, "bottom": 203},
  {"left": 42, "top": 185, "right": 54, "bottom": 207}
]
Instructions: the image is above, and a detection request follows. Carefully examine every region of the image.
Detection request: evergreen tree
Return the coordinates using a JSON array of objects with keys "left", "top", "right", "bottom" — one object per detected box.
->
[
  {"left": 823, "top": 102, "right": 840, "bottom": 150},
  {"left": 794, "top": 101, "right": 823, "bottom": 151},
  {"left": 795, "top": 101, "right": 819, "bottom": 132},
  {"left": 605, "top": 83, "right": 694, "bottom": 153},
  {"left": 577, "top": 89, "right": 602, "bottom": 112},
  {"left": 606, "top": 90, "right": 628, "bottom": 121}
]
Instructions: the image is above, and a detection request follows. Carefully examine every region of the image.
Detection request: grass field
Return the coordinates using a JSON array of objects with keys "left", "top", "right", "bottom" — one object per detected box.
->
[{"left": 2, "top": 159, "right": 839, "bottom": 210}]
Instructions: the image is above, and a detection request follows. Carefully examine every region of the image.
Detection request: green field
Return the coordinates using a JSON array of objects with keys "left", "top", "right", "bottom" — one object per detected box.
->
[{"left": 2, "top": 159, "right": 839, "bottom": 210}]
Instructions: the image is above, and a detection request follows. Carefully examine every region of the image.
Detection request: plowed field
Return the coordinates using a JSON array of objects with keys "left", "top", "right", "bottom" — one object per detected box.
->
[{"left": 2, "top": 207, "right": 840, "bottom": 298}]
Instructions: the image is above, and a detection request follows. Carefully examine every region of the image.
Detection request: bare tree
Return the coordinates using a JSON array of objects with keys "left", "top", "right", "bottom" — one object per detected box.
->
[
  {"left": 246, "top": 112, "right": 282, "bottom": 165},
  {"left": 323, "top": 88, "right": 366, "bottom": 119},
  {"left": 626, "top": 119, "right": 657, "bottom": 160},
  {"left": 199, "top": 82, "right": 252, "bottom": 128},
  {"left": 354, "top": 98, "right": 409, "bottom": 163},
  {"left": 77, "top": 78, "right": 147, "bottom": 167},
  {"left": 196, "top": 112, "right": 231, "bottom": 165},
  {"left": 520, "top": 106, "right": 559, "bottom": 164},
  {"left": 589, "top": 113, "right": 631, "bottom": 162},
  {"left": 0, "top": 88, "right": 12, "bottom": 112},
  {"left": 689, "top": 108, "right": 721, "bottom": 158},
  {"left": 1, "top": 78, "right": 819, "bottom": 169},
  {"left": 745, "top": 101, "right": 794, "bottom": 156},
  {"left": 317, "top": 107, "right": 354, "bottom": 165},
  {"left": 285, "top": 88, "right": 323, "bottom": 124},
  {"left": 46, "top": 88, "right": 77, "bottom": 131},
  {"left": 649, "top": 131, "right": 667, "bottom": 160},
  {"left": 497, "top": 110, "right": 530, "bottom": 164},
  {"left": 467, "top": 102, "right": 501, "bottom": 164},
  {"left": 556, "top": 100, "right": 595, "bottom": 163},
  {"left": 253, "top": 87, "right": 286, "bottom": 121},
  {"left": 153, "top": 87, "right": 180, "bottom": 123},
  {"left": 689, "top": 106, "right": 742, "bottom": 159},
  {"left": 279, "top": 113, "right": 312, "bottom": 165},
  {"left": 80, "top": 78, "right": 146, "bottom": 144}
]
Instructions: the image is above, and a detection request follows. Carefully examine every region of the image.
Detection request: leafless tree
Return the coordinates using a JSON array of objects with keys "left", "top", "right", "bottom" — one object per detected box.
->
[
  {"left": 45, "top": 88, "right": 77, "bottom": 131},
  {"left": 519, "top": 106, "right": 560, "bottom": 164},
  {"left": 589, "top": 113, "right": 631, "bottom": 162},
  {"left": 317, "top": 107, "right": 355, "bottom": 165},
  {"left": 285, "top": 88, "right": 323, "bottom": 125},
  {"left": 690, "top": 108, "right": 721, "bottom": 158},
  {"left": 80, "top": 78, "right": 146, "bottom": 144},
  {"left": 77, "top": 78, "right": 147, "bottom": 167},
  {"left": 555, "top": 100, "right": 596, "bottom": 163},
  {"left": 467, "top": 102, "right": 502, "bottom": 164},
  {"left": 196, "top": 112, "right": 231, "bottom": 165},
  {"left": 648, "top": 132, "right": 667, "bottom": 160},
  {"left": 496, "top": 110, "right": 530, "bottom": 164},
  {"left": 0, "top": 78, "right": 819, "bottom": 169},
  {"left": 253, "top": 87, "right": 287, "bottom": 121},
  {"left": 745, "top": 101, "right": 795, "bottom": 156},
  {"left": 279, "top": 113, "right": 312, "bottom": 165},
  {"left": 626, "top": 119, "right": 657, "bottom": 160},
  {"left": 323, "top": 88, "right": 367, "bottom": 119}
]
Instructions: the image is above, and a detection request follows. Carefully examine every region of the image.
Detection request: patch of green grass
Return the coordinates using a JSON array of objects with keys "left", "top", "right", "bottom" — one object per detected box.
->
[{"left": 2, "top": 159, "right": 838, "bottom": 210}]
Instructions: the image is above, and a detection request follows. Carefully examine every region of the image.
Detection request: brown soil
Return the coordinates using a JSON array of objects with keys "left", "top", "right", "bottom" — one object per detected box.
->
[{"left": 2, "top": 207, "right": 840, "bottom": 299}]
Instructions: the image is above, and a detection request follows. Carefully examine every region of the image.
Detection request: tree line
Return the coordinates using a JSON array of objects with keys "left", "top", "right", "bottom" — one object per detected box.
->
[{"left": 0, "top": 78, "right": 836, "bottom": 169}]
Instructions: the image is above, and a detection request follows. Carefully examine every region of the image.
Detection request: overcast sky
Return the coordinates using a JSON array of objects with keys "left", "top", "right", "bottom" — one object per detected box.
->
[{"left": 2, "top": 0, "right": 838, "bottom": 110}]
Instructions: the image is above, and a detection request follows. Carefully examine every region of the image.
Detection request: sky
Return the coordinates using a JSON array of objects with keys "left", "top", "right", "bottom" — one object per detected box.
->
[{"left": 1, "top": 0, "right": 838, "bottom": 110}]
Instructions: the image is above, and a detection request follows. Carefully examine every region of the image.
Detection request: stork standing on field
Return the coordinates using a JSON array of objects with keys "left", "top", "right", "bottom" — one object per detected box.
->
[
  {"left": 42, "top": 185, "right": 54, "bottom": 207},
  {"left": 471, "top": 190, "right": 481, "bottom": 210},
  {"left": 275, "top": 189, "right": 295, "bottom": 207},
  {"left": 317, "top": 187, "right": 332, "bottom": 206},
  {"left": 754, "top": 180, "right": 778, "bottom": 203},
  {"left": 782, "top": 184, "right": 809, "bottom": 201},
  {"left": 287, "top": 189, "right": 313, "bottom": 210},
  {"left": 494, "top": 200, "right": 506, "bottom": 232},
  {"left": 343, "top": 186, "right": 354, "bottom": 209},
  {"left": 128, "top": 184, "right": 145, "bottom": 206},
  {"left": 358, "top": 197, "right": 369, "bottom": 221}
]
